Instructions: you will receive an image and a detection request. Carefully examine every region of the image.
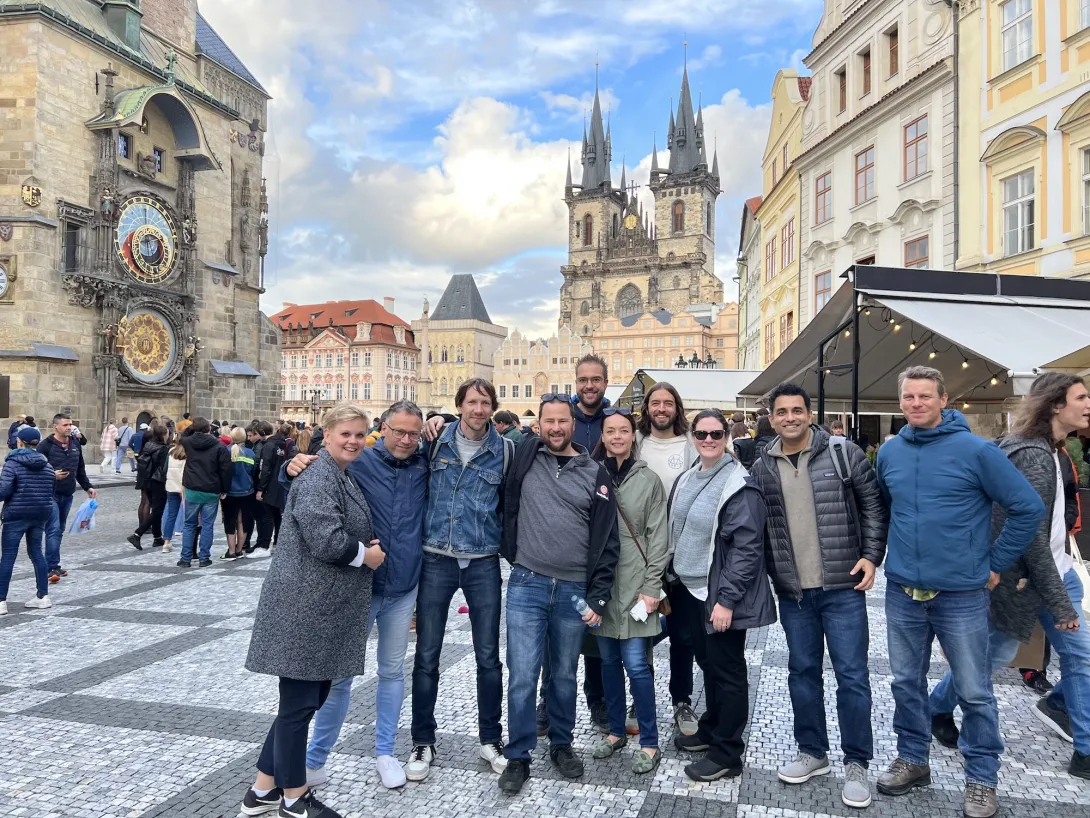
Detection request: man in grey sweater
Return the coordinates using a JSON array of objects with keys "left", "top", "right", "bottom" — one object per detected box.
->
[{"left": 496, "top": 395, "right": 620, "bottom": 795}]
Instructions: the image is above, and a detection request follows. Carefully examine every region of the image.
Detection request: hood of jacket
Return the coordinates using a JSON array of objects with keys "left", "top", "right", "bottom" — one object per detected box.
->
[
  {"left": 896, "top": 408, "right": 971, "bottom": 445},
  {"left": 6, "top": 448, "right": 48, "bottom": 470},
  {"left": 572, "top": 396, "right": 611, "bottom": 424},
  {"left": 185, "top": 431, "right": 221, "bottom": 451}
]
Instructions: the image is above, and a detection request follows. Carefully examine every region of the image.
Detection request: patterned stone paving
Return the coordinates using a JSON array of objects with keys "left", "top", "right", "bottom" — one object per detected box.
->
[{"left": 0, "top": 485, "right": 1087, "bottom": 817}]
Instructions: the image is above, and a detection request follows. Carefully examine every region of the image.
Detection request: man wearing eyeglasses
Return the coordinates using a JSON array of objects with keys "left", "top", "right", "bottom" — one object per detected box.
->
[
  {"left": 281, "top": 400, "right": 429, "bottom": 791},
  {"left": 572, "top": 352, "right": 611, "bottom": 453}
]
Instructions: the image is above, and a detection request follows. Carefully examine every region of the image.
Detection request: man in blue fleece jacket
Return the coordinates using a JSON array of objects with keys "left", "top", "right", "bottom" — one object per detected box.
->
[{"left": 875, "top": 366, "right": 1044, "bottom": 818}]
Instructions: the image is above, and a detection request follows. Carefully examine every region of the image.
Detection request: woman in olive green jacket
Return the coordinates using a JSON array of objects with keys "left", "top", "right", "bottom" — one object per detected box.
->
[{"left": 592, "top": 408, "right": 670, "bottom": 773}]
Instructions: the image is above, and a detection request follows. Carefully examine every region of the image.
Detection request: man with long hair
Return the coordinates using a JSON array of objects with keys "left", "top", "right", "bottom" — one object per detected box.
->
[{"left": 929, "top": 372, "right": 1090, "bottom": 782}]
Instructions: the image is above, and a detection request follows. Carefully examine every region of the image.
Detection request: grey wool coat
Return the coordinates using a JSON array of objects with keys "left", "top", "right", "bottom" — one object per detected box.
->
[
  {"left": 989, "top": 435, "right": 1078, "bottom": 642},
  {"left": 246, "top": 448, "right": 375, "bottom": 681}
]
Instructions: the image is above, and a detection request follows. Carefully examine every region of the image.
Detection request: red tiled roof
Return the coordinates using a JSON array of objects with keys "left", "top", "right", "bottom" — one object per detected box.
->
[
  {"left": 797, "top": 77, "right": 812, "bottom": 101},
  {"left": 271, "top": 300, "right": 409, "bottom": 330},
  {"left": 746, "top": 196, "right": 764, "bottom": 213}
]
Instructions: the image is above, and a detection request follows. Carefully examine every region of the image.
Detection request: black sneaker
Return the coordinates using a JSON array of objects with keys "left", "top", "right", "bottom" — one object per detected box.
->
[
  {"left": 1070, "top": 750, "right": 1090, "bottom": 780},
  {"left": 198, "top": 558, "right": 214, "bottom": 568},
  {"left": 535, "top": 700, "right": 549, "bottom": 737},
  {"left": 240, "top": 785, "right": 282, "bottom": 816},
  {"left": 498, "top": 758, "right": 530, "bottom": 794},
  {"left": 1022, "top": 670, "right": 1055, "bottom": 695},
  {"left": 549, "top": 745, "right": 584, "bottom": 779},
  {"left": 931, "top": 713, "right": 959, "bottom": 749},
  {"left": 589, "top": 698, "right": 609, "bottom": 733},
  {"left": 176, "top": 559, "right": 193, "bottom": 568},
  {"left": 219, "top": 551, "right": 235, "bottom": 561},
  {"left": 152, "top": 538, "right": 165, "bottom": 548},
  {"left": 684, "top": 757, "right": 742, "bottom": 782},
  {"left": 1034, "top": 697, "right": 1074, "bottom": 742},
  {"left": 127, "top": 533, "right": 143, "bottom": 551},
  {"left": 55, "top": 566, "right": 68, "bottom": 577},
  {"left": 244, "top": 544, "right": 256, "bottom": 554},
  {"left": 278, "top": 790, "right": 342, "bottom": 818},
  {"left": 674, "top": 733, "right": 710, "bottom": 753}
]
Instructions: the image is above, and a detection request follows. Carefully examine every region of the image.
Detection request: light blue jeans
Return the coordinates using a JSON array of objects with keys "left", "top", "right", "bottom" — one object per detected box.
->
[
  {"left": 306, "top": 587, "right": 418, "bottom": 768},
  {"left": 161, "top": 493, "right": 182, "bottom": 542},
  {"left": 930, "top": 568, "right": 1090, "bottom": 754}
]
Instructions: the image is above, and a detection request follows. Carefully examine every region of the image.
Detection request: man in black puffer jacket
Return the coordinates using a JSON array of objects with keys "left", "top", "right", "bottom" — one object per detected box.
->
[{"left": 748, "top": 383, "right": 887, "bottom": 809}]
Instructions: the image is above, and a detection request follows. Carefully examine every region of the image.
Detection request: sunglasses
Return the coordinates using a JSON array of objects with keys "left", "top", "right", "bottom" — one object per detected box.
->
[
  {"left": 692, "top": 429, "right": 727, "bottom": 441},
  {"left": 540, "top": 393, "right": 572, "bottom": 403},
  {"left": 603, "top": 407, "right": 632, "bottom": 416}
]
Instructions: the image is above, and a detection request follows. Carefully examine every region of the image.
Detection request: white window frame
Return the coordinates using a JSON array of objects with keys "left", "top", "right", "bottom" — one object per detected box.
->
[
  {"left": 524, "top": 384, "right": 533, "bottom": 399},
  {"left": 1083, "top": 149, "right": 1090, "bottom": 235},
  {"left": 335, "top": 383, "right": 344, "bottom": 401},
  {"left": 1001, "top": 0, "right": 1033, "bottom": 71},
  {"left": 1083, "top": 0, "right": 1090, "bottom": 30},
  {"left": 498, "top": 385, "right": 507, "bottom": 399},
  {"left": 1002, "top": 170, "right": 1035, "bottom": 256},
  {"left": 363, "top": 382, "right": 372, "bottom": 400},
  {"left": 351, "top": 382, "right": 359, "bottom": 400},
  {"left": 351, "top": 351, "right": 359, "bottom": 366}
]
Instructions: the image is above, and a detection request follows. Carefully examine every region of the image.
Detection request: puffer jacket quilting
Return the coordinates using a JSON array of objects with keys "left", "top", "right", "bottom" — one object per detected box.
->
[
  {"left": 749, "top": 426, "right": 888, "bottom": 600},
  {"left": 0, "top": 448, "right": 56, "bottom": 522}
]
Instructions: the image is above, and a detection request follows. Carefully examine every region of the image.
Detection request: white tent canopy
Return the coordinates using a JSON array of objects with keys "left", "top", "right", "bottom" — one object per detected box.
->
[
  {"left": 617, "top": 369, "right": 765, "bottom": 412},
  {"left": 740, "top": 267, "right": 1090, "bottom": 413}
]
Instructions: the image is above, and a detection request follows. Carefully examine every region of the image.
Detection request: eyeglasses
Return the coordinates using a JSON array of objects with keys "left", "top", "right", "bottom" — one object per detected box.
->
[
  {"left": 540, "top": 393, "right": 572, "bottom": 403},
  {"left": 603, "top": 407, "right": 632, "bottom": 416},
  {"left": 576, "top": 377, "right": 605, "bottom": 386},
  {"left": 692, "top": 429, "right": 727, "bottom": 441},
  {"left": 385, "top": 425, "right": 421, "bottom": 442}
]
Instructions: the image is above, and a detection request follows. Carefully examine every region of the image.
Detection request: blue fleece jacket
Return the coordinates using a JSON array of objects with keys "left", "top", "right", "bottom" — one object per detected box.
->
[
  {"left": 877, "top": 409, "right": 1044, "bottom": 592},
  {"left": 572, "top": 397, "right": 610, "bottom": 455},
  {"left": 0, "top": 448, "right": 56, "bottom": 523}
]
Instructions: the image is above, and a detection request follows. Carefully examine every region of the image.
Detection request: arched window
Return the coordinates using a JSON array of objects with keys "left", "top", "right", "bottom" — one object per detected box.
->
[
  {"left": 428, "top": 348, "right": 433, "bottom": 363},
  {"left": 440, "top": 378, "right": 448, "bottom": 394},
  {"left": 612, "top": 213, "right": 618, "bottom": 238},
  {"left": 583, "top": 325, "right": 590, "bottom": 335},
  {"left": 440, "top": 346, "right": 448, "bottom": 363},
  {"left": 583, "top": 214, "right": 593, "bottom": 246},
  {"left": 673, "top": 200, "right": 685, "bottom": 233},
  {"left": 706, "top": 202, "right": 713, "bottom": 234},
  {"left": 615, "top": 283, "right": 643, "bottom": 320},
  {"left": 580, "top": 300, "right": 590, "bottom": 316},
  {"left": 456, "top": 345, "right": 465, "bottom": 363}
]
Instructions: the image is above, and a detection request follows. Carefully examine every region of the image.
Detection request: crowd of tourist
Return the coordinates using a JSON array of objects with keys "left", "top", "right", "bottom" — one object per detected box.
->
[{"left": 2, "top": 355, "right": 1089, "bottom": 818}]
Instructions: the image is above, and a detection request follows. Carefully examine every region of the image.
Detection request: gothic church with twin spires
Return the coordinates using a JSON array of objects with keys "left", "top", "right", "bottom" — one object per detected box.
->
[{"left": 560, "top": 65, "right": 724, "bottom": 334}]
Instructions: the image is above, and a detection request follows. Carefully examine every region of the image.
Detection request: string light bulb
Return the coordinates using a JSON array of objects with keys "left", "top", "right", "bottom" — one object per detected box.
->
[
  {"left": 893, "top": 323, "right": 902, "bottom": 332},
  {"left": 844, "top": 329, "right": 851, "bottom": 338},
  {"left": 962, "top": 402, "right": 970, "bottom": 410},
  {"left": 928, "top": 351, "right": 937, "bottom": 360},
  {"left": 991, "top": 377, "right": 999, "bottom": 386},
  {"left": 961, "top": 359, "right": 969, "bottom": 369},
  {"left": 865, "top": 309, "right": 871, "bottom": 316},
  {"left": 889, "top": 318, "right": 896, "bottom": 325},
  {"left": 909, "top": 342, "right": 916, "bottom": 351}
]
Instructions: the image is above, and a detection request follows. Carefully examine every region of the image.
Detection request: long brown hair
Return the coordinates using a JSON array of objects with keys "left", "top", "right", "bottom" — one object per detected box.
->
[
  {"left": 1009, "top": 372, "right": 1084, "bottom": 441},
  {"left": 636, "top": 381, "right": 689, "bottom": 437}
]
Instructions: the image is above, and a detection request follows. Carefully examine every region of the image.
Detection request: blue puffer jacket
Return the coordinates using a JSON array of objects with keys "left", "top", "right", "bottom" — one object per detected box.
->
[
  {"left": 877, "top": 409, "right": 1044, "bottom": 592},
  {"left": 0, "top": 448, "right": 56, "bottom": 523}
]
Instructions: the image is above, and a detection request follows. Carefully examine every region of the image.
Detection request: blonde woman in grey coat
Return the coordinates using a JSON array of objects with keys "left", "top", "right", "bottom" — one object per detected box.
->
[
  {"left": 240, "top": 403, "right": 385, "bottom": 818},
  {"left": 591, "top": 408, "right": 670, "bottom": 774}
]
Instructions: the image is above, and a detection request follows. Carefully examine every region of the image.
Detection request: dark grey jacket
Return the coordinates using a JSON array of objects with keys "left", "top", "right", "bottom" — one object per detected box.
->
[
  {"left": 749, "top": 426, "right": 888, "bottom": 600},
  {"left": 990, "top": 436, "right": 1078, "bottom": 641},
  {"left": 246, "top": 448, "right": 375, "bottom": 681}
]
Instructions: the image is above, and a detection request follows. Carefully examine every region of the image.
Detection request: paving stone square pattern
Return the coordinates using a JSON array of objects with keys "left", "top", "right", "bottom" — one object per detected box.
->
[{"left": 0, "top": 486, "right": 1087, "bottom": 817}]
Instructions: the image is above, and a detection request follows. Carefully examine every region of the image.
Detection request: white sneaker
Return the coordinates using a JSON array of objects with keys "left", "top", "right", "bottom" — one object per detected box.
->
[
  {"left": 24, "top": 595, "right": 52, "bottom": 610},
  {"left": 480, "top": 741, "right": 507, "bottom": 775},
  {"left": 306, "top": 766, "right": 329, "bottom": 789},
  {"left": 376, "top": 755, "right": 407, "bottom": 788},
  {"left": 161, "top": 541, "right": 173, "bottom": 553},
  {"left": 247, "top": 547, "right": 271, "bottom": 559},
  {"left": 405, "top": 744, "right": 435, "bottom": 782},
  {"left": 0, "top": 601, "right": 7, "bottom": 615}
]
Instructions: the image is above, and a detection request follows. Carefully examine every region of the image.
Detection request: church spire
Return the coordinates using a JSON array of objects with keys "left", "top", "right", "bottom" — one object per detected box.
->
[
  {"left": 581, "top": 79, "right": 611, "bottom": 190},
  {"left": 711, "top": 148, "right": 719, "bottom": 179},
  {"left": 669, "top": 61, "right": 701, "bottom": 174},
  {"left": 565, "top": 146, "right": 573, "bottom": 192},
  {"left": 651, "top": 132, "right": 660, "bottom": 175}
]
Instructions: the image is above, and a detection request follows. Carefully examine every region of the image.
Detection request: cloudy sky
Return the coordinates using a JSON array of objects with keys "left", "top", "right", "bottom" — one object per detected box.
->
[{"left": 200, "top": 0, "right": 822, "bottom": 338}]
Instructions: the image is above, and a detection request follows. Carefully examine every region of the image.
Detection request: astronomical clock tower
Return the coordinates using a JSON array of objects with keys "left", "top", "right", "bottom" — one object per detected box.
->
[{"left": 0, "top": 0, "right": 280, "bottom": 438}]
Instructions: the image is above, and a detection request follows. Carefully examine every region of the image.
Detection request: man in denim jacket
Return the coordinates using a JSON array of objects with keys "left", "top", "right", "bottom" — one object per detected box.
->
[{"left": 409, "top": 378, "right": 513, "bottom": 782}]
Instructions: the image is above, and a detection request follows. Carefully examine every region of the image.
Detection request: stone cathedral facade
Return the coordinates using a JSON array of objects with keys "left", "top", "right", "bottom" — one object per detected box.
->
[
  {"left": 560, "top": 67, "right": 724, "bottom": 335},
  {"left": 0, "top": 0, "right": 278, "bottom": 440}
]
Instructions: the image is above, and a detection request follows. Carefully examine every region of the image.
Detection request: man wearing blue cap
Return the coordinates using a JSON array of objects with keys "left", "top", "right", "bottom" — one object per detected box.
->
[{"left": 0, "top": 426, "right": 56, "bottom": 613}]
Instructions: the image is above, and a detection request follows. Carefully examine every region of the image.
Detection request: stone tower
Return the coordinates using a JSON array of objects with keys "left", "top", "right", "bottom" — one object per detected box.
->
[{"left": 559, "top": 64, "right": 723, "bottom": 335}]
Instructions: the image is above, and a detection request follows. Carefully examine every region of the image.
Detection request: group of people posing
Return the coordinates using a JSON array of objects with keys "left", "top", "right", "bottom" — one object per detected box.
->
[{"left": 229, "top": 354, "right": 1090, "bottom": 818}]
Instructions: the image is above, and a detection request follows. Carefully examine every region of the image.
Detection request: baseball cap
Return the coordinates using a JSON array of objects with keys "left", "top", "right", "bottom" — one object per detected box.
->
[
  {"left": 139, "top": 423, "right": 150, "bottom": 430},
  {"left": 16, "top": 427, "right": 42, "bottom": 445}
]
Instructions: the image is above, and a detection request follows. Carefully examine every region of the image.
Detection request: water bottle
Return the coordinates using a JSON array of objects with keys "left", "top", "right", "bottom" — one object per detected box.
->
[{"left": 572, "top": 595, "right": 600, "bottom": 627}]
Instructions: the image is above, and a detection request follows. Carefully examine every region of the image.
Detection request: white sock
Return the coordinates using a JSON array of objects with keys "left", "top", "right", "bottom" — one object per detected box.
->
[
  {"left": 283, "top": 795, "right": 299, "bottom": 807},
  {"left": 252, "top": 787, "right": 272, "bottom": 797}
]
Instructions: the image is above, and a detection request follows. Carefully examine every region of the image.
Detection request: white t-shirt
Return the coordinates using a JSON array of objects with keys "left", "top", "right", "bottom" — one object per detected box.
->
[
  {"left": 1051, "top": 453, "right": 1074, "bottom": 576},
  {"left": 640, "top": 435, "right": 690, "bottom": 494}
]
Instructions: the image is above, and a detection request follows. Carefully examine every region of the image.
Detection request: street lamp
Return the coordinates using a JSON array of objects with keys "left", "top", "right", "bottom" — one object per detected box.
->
[
  {"left": 689, "top": 352, "right": 700, "bottom": 368},
  {"left": 704, "top": 352, "right": 716, "bottom": 369},
  {"left": 675, "top": 354, "right": 687, "bottom": 369},
  {"left": 309, "top": 389, "right": 322, "bottom": 425}
]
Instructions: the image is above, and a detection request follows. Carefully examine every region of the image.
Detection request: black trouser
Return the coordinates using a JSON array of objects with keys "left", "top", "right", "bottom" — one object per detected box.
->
[
  {"left": 255, "top": 502, "right": 281, "bottom": 549},
  {"left": 666, "top": 580, "right": 696, "bottom": 705},
  {"left": 221, "top": 493, "right": 256, "bottom": 539},
  {"left": 673, "top": 583, "right": 748, "bottom": 768},
  {"left": 135, "top": 482, "right": 167, "bottom": 539},
  {"left": 257, "top": 677, "right": 332, "bottom": 789}
]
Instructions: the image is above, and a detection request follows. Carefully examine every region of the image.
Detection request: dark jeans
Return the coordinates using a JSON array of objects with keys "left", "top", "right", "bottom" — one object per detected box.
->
[
  {"left": 504, "top": 567, "right": 587, "bottom": 760},
  {"left": 0, "top": 515, "right": 50, "bottom": 600},
  {"left": 598, "top": 635, "right": 658, "bottom": 747},
  {"left": 779, "top": 588, "right": 873, "bottom": 767},
  {"left": 666, "top": 580, "right": 695, "bottom": 705},
  {"left": 674, "top": 583, "right": 749, "bottom": 768},
  {"left": 256, "top": 677, "right": 332, "bottom": 790},
  {"left": 256, "top": 502, "right": 281, "bottom": 549},
  {"left": 45, "top": 492, "right": 74, "bottom": 571},
  {"left": 135, "top": 481, "right": 167, "bottom": 538},
  {"left": 411, "top": 553, "right": 503, "bottom": 745}
]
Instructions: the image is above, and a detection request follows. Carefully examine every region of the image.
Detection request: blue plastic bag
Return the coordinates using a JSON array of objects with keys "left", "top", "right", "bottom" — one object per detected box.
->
[{"left": 68, "top": 498, "right": 98, "bottom": 534}]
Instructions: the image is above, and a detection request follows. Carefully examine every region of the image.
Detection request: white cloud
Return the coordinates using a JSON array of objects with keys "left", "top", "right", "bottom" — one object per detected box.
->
[
  {"left": 687, "top": 45, "right": 724, "bottom": 72},
  {"left": 540, "top": 88, "right": 621, "bottom": 122}
]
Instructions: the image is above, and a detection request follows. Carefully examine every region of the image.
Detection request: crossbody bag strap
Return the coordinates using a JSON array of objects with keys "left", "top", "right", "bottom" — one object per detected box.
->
[{"left": 616, "top": 503, "right": 648, "bottom": 565}]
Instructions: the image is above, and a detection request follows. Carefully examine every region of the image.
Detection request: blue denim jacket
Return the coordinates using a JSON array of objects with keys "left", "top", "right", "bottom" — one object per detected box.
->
[{"left": 424, "top": 422, "right": 504, "bottom": 556}]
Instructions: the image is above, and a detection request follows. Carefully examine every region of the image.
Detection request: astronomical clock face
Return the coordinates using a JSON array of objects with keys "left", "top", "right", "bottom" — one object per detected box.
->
[
  {"left": 115, "top": 196, "right": 179, "bottom": 284},
  {"left": 120, "top": 308, "right": 179, "bottom": 384}
]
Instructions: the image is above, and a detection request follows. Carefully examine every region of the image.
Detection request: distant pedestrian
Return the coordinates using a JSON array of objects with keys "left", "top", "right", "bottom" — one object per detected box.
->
[
  {"left": 128, "top": 423, "right": 170, "bottom": 550},
  {"left": 220, "top": 427, "right": 256, "bottom": 561},
  {"left": 38, "top": 413, "right": 96, "bottom": 582},
  {"left": 99, "top": 421, "right": 118, "bottom": 472},
  {"left": 115, "top": 417, "right": 134, "bottom": 473},
  {"left": 252, "top": 422, "right": 293, "bottom": 556},
  {"left": 493, "top": 410, "right": 524, "bottom": 443},
  {"left": 177, "top": 417, "right": 231, "bottom": 568},
  {"left": 160, "top": 441, "right": 186, "bottom": 554},
  {"left": 0, "top": 426, "right": 55, "bottom": 613},
  {"left": 7, "top": 414, "right": 26, "bottom": 449}
]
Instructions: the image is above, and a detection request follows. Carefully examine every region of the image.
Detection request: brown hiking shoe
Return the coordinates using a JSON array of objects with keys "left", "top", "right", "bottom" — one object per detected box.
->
[{"left": 876, "top": 758, "right": 931, "bottom": 796}]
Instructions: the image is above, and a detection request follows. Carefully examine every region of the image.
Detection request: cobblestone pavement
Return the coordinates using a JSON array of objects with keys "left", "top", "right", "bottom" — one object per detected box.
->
[{"left": 1, "top": 483, "right": 1087, "bottom": 818}]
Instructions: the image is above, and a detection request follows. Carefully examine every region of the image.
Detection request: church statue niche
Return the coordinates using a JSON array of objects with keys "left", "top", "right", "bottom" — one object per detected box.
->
[
  {"left": 615, "top": 283, "right": 643, "bottom": 320},
  {"left": 580, "top": 300, "right": 590, "bottom": 316}
]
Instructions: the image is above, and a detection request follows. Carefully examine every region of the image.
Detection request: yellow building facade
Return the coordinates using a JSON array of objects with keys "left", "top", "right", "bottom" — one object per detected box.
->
[
  {"left": 957, "top": 0, "right": 1090, "bottom": 277},
  {"left": 756, "top": 71, "right": 809, "bottom": 366},
  {"left": 491, "top": 326, "right": 593, "bottom": 417}
]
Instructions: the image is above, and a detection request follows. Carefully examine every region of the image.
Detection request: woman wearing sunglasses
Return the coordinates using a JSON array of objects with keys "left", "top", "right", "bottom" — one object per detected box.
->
[
  {"left": 668, "top": 408, "right": 775, "bottom": 782},
  {"left": 590, "top": 407, "right": 670, "bottom": 773}
]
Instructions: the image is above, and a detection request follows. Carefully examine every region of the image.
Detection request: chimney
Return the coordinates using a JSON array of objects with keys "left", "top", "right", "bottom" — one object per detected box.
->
[{"left": 383, "top": 297, "right": 396, "bottom": 315}]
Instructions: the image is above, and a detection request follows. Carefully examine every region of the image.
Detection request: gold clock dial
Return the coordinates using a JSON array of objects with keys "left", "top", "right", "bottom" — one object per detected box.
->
[{"left": 115, "top": 195, "right": 179, "bottom": 284}]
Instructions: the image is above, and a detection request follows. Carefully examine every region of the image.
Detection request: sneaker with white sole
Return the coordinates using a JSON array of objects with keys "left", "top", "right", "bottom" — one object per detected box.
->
[
  {"left": 240, "top": 785, "right": 282, "bottom": 816},
  {"left": 1034, "top": 696, "right": 1074, "bottom": 743},
  {"left": 24, "top": 595, "right": 52, "bottom": 610},
  {"left": 778, "top": 751, "right": 831, "bottom": 784},
  {"left": 306, "top": 766, "right": 329, "bottom": 789},
  {"left": 480, "top": 740, "right": 507, "bottom": 774},
  {"left": 376, "top": 755, "right": 406, "bottom": 788},
  {"left": 405, "top": 744, "right": 435, "bottom": 782},
  {"left": 673, "top": 701, "right": 699, "bottom": 736},
  {"left": 842, "top": 762, "right": 872, "bottom": 808},
  {"left": 0, "top": 601, "right": 7, "bottom": 616},
  {"left": 161, "top": 541, "right": 173, "bottom": 553}
]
